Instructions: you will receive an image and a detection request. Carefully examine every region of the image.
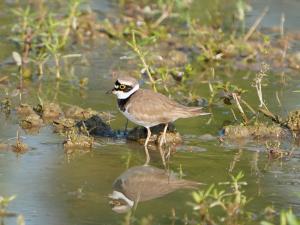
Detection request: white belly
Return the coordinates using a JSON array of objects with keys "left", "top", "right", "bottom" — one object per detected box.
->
[{"left": 121, "top": 110, "right": 159, "bottom": 128}]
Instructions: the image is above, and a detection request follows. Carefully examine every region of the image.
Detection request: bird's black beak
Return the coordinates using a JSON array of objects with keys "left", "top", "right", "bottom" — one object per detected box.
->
[{"left": 106, "top": 88, "right": 114, "bottom": 94}]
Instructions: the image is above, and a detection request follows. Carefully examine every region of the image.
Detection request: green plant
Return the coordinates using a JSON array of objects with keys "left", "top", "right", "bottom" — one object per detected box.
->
[
  {"left": 0, "top": 195, "right": 16, "bottom": 217},
  {"left": 10, "top": 1, "right": 85, "bottom": 79},
  {"left": 209, "top": 81, "right": 255, "bottom": 124},
  {"left": 127, "top": 31, "right": 157, "bottom": 91},
  {"left": 189, "top": 172, "right": 249, "bottom": 225},
  {"left": 252, "top": 62, "right": 269, "bottom": 109},
  {"left": 261, "top": 210, "right": 300, "bottom": 225},
  {"left": 234, "top": 0, "right": 252, "bottom": 34}
]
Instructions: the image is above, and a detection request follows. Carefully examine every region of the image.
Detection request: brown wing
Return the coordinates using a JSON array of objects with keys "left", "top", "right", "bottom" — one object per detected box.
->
[
  {"left": 127, "top": 89, "right": 201, "bottom": 125},
  {"left": 113, "top": 166, "right": 200, "bottom": 202}
]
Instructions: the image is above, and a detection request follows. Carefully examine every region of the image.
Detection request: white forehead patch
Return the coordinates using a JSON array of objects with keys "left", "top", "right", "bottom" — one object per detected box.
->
[{"left": 117, "top": 79, "right": 134, "bottom": 86}]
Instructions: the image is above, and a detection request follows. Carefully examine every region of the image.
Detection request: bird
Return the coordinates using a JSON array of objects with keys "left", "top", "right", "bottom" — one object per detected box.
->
[
  {"left": 109, "top": 75, "right": 210, "bottom": 165},
  {"left": 108, "top": 165, "right": 202, "bottom": 213}
]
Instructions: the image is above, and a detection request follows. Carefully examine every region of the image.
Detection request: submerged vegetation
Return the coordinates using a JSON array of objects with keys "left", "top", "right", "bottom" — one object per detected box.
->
[
  {"left": 0, "top": 0, "right": 300, "bottom": 224},
  {"left": 0, "top": 195, "right": 25, "bottom": 225},
  {"left": 119, "top": 172, "right": 300, "bottom": 225}
]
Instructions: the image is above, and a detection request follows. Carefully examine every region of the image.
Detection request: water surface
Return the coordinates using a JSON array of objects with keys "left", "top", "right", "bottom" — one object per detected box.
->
[{"left": 0, "top": 0, "right": 300, "bottom": 225}]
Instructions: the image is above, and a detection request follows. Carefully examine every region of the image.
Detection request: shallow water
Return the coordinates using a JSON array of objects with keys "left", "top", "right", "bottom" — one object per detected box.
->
[
  {"left": 0, "top": 0, "right": 300, "bottom": 225},
  {"left": 249, "top": 0, "right": 300, "bottom": 31}
]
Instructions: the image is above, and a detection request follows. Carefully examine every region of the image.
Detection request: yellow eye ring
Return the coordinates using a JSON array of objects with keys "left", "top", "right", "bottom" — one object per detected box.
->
[{"left": 119, "top": 84, "right": 126, "bottom": 90}]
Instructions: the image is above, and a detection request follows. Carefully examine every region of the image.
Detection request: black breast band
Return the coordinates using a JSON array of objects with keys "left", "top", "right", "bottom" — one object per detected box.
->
[{"left": 117, "top": 94, "right": 133, "bottom": 112}]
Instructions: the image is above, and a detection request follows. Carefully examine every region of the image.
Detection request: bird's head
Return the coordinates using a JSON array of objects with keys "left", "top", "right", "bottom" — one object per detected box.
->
[
  {"left": 108, "top": 191, "right": 134, "bottom": 213},
  {"left": 108, "top": 76, "right": 139, "bottom": 99}
]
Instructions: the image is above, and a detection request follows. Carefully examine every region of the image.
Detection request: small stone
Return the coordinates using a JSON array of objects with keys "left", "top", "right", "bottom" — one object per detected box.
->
[
  {"left": 53, "top": 118, "right": 76, "bottom": 133},
  {"left": 63, "top": 129, "right": 94, "bottom": 150},
  {"left": 65, "top": 106, "right": 98, "bottom": 120},
  {"left": 76, "top": 115, "right": 115, "bottom": 137},
  {"left": 287, "top": 110, "right": 300, "bottom": 132},
  {"left": 127, "top": 123, "right": 182, "bottom": 146},
  {"left": 167, "top": 50, "right": 188, "bottom": 67},
  {"left": 44, "top": 103, "right": 63, "bottom": 119},
  {"left": 16, "top": 104, "right": 35, "bottom": 117},
  {"left": 157, "top": 132, "right": 182, "bottom": 146},
  {"left": 20, "top": 113, "right": 43, "bottom": 129},
  {"left": 223, "top": 124, "right": 290, "bottom": 139},
  {"left": 11, "top": 140, "right": 28, "bottom": 154}
]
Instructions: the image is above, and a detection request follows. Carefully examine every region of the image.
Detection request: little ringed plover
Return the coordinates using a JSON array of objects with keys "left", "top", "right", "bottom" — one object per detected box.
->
[{"left": 109, "top": 75, "right": 210, "bottom": 165}]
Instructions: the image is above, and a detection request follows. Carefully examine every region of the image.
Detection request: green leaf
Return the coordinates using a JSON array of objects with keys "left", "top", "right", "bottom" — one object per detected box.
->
[{"left": 260, "top": 221, "right": 274, "bottom": 225}]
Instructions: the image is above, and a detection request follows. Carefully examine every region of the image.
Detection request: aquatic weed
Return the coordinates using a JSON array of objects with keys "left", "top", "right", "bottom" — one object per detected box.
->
[
  {"left": 189, "top": 171, "right": 250, "bottom": 225},
  {"left": 261, "top": 210, "right": 300, "bottom": 225},
  {"left": 10, "top": 0, "right": 86, "bottom": 79},
  {"left": 127, "top": 31, "right": 157, "bottom": 91}
]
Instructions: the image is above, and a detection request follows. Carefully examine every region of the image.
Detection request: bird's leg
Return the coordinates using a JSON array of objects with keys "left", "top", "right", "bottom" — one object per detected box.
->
[
  {"left": 124, "top": 119, "right": 129, "bottom": 134},
  {"left": 158, "top": 145, "right": 166, "bottom": 168},
  {"left": 159, "top": 123, "right": 168, "bottom": 147},
  {"left": 165, "top": 146, "right": 171, "bottom": 160},
  {"left": 158, "top": 123, "right": 168, "bottom": 167},
  {"left": 143, "top": 127, "right": 151, "bottom": 166}
]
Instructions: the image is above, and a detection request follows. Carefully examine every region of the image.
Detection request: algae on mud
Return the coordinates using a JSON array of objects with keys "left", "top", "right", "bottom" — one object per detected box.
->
[{"left": 16, "top": 101, "right": 183, "bottom": 151}]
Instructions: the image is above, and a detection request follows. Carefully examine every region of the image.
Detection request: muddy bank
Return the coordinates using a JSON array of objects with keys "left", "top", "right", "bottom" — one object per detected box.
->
[
  {"left": 13, "top": 100, "right": 300, "bottom": 153},
  {"left": 14, "top": 102, "right": 183, "bottom": 151},
  {"left": 222, "top": 109, "right": 300, "bottom": 148},
  {"left": 223, "top": 124, "right": 290, "bottom": 140}
]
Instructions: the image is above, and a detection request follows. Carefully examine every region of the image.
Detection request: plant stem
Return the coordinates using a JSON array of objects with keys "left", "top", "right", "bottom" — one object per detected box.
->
[
  {"left": 128, "top": 31, "right": 157, "bottom": 92},
  {"left": 232, "top": 93, "right": 248, "bottom": 124},
  {"left": 244, "top": 7, "right": 269, "bottom": 41},
  {"left": 54, "top": 54, "right": 61, "bottom": 79}
]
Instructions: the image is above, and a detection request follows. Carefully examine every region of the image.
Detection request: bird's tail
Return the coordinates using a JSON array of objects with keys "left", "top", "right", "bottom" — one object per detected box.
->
[
  {"left": 174, "top": 179, "right": 205, "bottom": 190},
  {"left": 176, "top": 106, "right": 211, "bottom": 119}
]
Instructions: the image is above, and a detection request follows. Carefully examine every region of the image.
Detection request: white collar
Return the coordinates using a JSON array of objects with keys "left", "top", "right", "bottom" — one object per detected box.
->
[{"left": 109, "top": 191, "right": 134, "bottom": 207}]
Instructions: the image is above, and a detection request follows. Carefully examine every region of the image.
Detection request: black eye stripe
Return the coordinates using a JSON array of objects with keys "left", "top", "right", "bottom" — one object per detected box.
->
[
  {"left": 123, "top": 86, "right": 133, "bottom": 92},
  {"left": 114, "top": 81, "right": 133, "bottom": 92}
]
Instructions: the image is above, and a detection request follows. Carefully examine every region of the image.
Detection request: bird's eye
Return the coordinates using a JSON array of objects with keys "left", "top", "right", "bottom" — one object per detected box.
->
[{"left": 119, "top": 84, "right": 126, "bottom": 90}]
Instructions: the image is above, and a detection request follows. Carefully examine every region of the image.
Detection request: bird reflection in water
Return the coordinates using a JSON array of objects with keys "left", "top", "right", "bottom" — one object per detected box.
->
[{"left": 108, "top": 165, "right": 202, "bottom": 213}]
